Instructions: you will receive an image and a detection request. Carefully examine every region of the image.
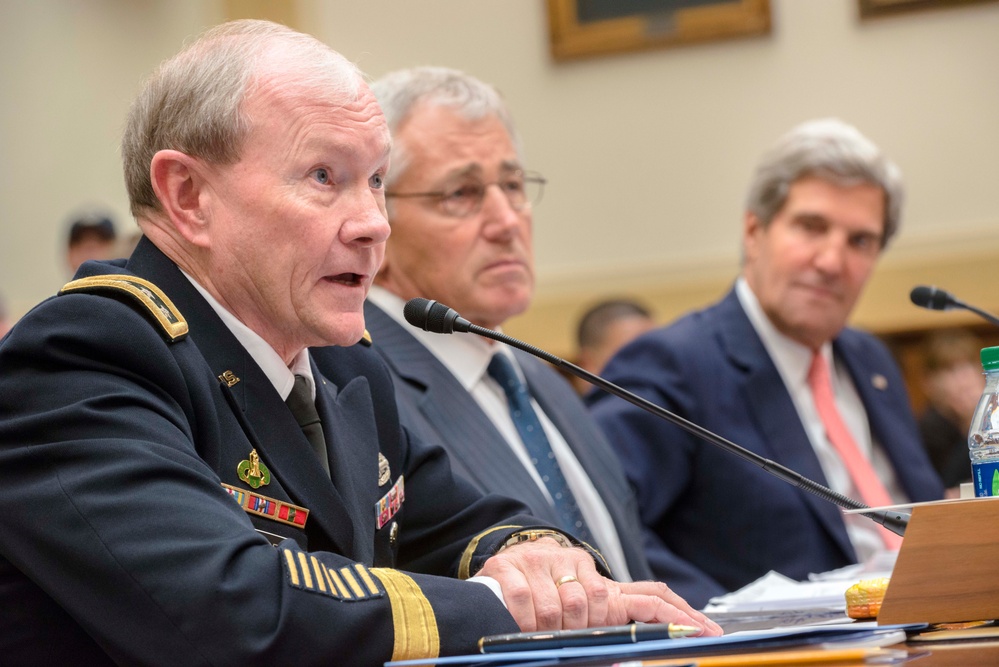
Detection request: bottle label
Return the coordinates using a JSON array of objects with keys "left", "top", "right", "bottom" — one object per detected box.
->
[{"left": 972, "top": 461, "right": 999, "bottom": 497}]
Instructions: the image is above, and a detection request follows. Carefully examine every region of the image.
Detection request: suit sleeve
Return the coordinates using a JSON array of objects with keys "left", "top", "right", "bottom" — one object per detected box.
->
[
  {"left": 586, "top": 330, "right": 729, "bottom": 605},
  {"left": 0, "top": 293, "right": 523, "bottom": 666}
]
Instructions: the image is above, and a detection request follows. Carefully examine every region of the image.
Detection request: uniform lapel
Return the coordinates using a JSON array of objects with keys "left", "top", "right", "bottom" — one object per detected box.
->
[
  {"left": 313, "top": 369, "right": 377, "bottom": 563},
  {"left": 125, "top": 239, "right": 357, "bottom": 556}
]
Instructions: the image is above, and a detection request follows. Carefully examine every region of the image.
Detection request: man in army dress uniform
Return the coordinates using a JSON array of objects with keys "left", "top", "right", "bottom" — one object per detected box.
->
[{"left": 0, "top": 20, "right": 716, "bottom": 666}]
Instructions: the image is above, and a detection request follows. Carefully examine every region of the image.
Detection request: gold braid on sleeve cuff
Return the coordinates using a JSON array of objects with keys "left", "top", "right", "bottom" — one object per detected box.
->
[{"left": 369, "top": 568, "right": 440, "bottom": 661}]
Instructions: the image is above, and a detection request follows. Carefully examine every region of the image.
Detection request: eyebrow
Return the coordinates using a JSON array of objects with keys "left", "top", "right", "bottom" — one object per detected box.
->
[{"left": 438, "top": 160, "right": 524, "bottom": 183}]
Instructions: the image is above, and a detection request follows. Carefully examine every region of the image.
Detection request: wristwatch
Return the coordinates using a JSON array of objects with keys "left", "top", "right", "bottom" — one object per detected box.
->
[{"left": 501, "top": 529, "right": 573, "bottom": 551}]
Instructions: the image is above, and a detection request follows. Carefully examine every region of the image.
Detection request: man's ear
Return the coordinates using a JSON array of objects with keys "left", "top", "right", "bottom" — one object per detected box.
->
[
  {"left": 742, "top": 211, "right": 762, "bottom": 261},
  {"left": 150, "top": 150, "right": 212, "bottom": 248}
]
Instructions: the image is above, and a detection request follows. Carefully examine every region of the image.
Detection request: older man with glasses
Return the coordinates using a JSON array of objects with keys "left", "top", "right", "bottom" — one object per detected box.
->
[{"left": 363, "top": 66, "right": 656, "bottom": 586}]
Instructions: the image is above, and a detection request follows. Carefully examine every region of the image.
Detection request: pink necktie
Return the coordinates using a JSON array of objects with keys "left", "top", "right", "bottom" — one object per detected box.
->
[{"left": 808, "top": 352, "right": 902, "bottom": 550}]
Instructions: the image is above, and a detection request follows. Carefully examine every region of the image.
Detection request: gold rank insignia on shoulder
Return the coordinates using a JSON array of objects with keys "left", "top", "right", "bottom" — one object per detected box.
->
[
  {"left": 223, "top": 484, "right": 308, "bottom": 528},
  {"left": 378, "top": 452, "right": 391, "bottom": 486},
  {"left": 59, "top": 274, "right": 189, "bottom": 342},
  {"left": 237, "top": 449, "right": 271, "bottom": 488}
]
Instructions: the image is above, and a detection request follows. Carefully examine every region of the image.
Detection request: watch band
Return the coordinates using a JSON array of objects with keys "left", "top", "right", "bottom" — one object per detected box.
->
[{"left": 500, "top": 529, "right": 573, "bottom": 552}]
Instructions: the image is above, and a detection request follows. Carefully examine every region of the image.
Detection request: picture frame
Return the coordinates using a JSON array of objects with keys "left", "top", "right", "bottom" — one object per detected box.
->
[
  {"left": 858, "top": 0, "right": 999, "bottom": 19},
  {"left": 547, "top": 0, "right": 771, "bottom": 62}
]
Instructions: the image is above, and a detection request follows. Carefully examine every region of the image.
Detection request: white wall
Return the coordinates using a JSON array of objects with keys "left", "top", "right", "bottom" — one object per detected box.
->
[
  {"left": 2, "top": 0, "right": 998, "bottom": 333},
  {"left": 0, "top": 0, "right": 221, "bottom": 316},
  {"left": 307, "top": 1, "right": 999, "bottom": 295}
]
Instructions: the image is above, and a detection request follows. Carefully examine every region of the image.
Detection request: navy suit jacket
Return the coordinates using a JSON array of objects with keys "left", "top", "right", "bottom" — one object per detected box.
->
[
  {"left": 588, "top": 288, "right": 944, "bottom": 608},
  {"left": 0, "top": 239, "right": 547, "bottom": 666},
  {"left": 364, "top": 300, "right": 654, "bottom": 582}
]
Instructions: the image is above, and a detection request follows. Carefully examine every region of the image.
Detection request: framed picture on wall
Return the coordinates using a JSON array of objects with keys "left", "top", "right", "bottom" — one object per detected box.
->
[
  {"left": 547, "top": 0, "right": 771, "bottom": 62},
  {"left": 858, "top": 0, "right": 999, "bottom": 19}
]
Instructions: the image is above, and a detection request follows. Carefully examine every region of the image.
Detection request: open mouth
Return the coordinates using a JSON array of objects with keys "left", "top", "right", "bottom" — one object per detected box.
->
[{"left": 327, "top": 272, "right": 364, "bottom": 286}]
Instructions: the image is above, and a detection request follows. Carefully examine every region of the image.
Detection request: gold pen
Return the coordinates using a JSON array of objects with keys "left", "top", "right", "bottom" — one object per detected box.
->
[{"left": 479, "top": 623, "right": 702, "bottom": 653}]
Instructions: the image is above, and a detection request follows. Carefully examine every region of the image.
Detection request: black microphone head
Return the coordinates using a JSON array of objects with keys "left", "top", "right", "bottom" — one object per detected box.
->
[
  {"left": 403, "top": 298, "right": 470, "bottom": 334},
  {"left": 910, "top": 285, "right": 952, "bottom": 311},
  {"left": 403, "top": 297, "right": 434, "bottom": 331}
]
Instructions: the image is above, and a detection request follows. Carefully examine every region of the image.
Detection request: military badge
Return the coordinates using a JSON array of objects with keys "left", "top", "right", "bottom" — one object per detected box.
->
[
  {"left": 375, "top": 476, "right": 405, "bottom": 530},
  {"left": 378, "top": 452, "right": 391, "bottom": 486},
  {"left": 223, "top": 484, "right": 308, "bottom": 529},
  {"left": 237, "top": 449, "right": 271, "bottom": 488}
]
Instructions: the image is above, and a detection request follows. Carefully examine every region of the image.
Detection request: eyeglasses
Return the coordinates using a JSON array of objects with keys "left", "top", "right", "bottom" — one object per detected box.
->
[{"left": 386, "top": 170, "right": 546, "bottom": 218}]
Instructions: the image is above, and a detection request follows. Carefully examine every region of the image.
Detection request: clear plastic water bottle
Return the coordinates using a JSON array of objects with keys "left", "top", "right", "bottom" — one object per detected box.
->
[{"left": 968, "top": 346, "right": 999, "bottom": 497}]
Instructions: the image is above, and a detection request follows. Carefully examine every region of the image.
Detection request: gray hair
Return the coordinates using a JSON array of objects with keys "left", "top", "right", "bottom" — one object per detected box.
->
[
  {"left": 744, "top": 118, "right": 904, "bottom": 247},
  {"left": 370, "top": 66, "right": 521, "bottom": 189},
  {"left": 122, "top": 19, "right": 363, "bottom": 218}
]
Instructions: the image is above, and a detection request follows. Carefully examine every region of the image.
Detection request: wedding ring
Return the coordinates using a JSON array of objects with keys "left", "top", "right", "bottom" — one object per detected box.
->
[{"left": 555, "top": 574, "right": 578, "bottom": 589}]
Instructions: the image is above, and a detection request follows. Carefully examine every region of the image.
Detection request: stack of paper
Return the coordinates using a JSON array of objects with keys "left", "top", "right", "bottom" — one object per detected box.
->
[
  {"left": 700, "top": 552, "right": 897, "bottom": 631},
  {"left": 385, "top": 623, "right": 919, "bottom": 667}
]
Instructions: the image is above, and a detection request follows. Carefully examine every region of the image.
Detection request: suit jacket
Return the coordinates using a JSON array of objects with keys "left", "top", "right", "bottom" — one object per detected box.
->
[
  {"left": 0, "top": 239, "right": 545, "bottom": 667},
  {"left": 363, "top": 300, "right": 653, "bottom": 582},
  {"left": 588, "top": 288, "right": 944, "bottom": 608}
]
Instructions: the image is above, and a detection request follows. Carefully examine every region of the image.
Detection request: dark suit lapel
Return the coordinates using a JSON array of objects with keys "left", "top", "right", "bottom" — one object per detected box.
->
[
  {"left": 519, "top": 353, "right": 633, "bottom": 517},
  {"left": 363, "top": 303, "right": 558, "bottom": 523},
  {"left": 716, "top": 291, "right": 855, "bottom": 560},
  {"left": 125, "top": 239, "right": 357, "bottom": 556}
]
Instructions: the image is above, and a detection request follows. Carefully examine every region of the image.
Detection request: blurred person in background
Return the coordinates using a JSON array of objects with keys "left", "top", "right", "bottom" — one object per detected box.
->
[
  {"left": 65, "top": 211, "right": 117, "bottom": 274},
  {"left": 918, "top": 329, "right": 984, "bottom": 493},
  {"left": 572, "top": 298, "right": 656, "bottom": 395}
]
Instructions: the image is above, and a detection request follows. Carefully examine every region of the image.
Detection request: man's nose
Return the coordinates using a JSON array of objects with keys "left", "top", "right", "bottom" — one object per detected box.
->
[
  {"left": 480, "top": 184, "right": 523, "bottom": 237},
  {"left": 813, "top": 234, "right": 848, "bottom": 275},
  {"left": 341, "top": 189, "right": 391, "bottom": 246}
]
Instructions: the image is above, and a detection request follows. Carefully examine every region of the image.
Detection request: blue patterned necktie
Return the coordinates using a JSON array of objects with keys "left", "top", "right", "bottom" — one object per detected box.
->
[{"left": 487, "top": 353, "right": 592, "bottom": 543}]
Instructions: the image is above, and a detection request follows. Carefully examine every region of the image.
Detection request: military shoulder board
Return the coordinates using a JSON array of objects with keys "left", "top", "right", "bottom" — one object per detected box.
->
[{"left": 59, "top": 274, "right": 188, "bottom": 343}]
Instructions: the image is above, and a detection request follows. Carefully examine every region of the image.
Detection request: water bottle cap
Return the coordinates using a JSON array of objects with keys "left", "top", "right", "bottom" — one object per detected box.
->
[{"left": 981, "top": 346, "right": 999, "bottom": 371}]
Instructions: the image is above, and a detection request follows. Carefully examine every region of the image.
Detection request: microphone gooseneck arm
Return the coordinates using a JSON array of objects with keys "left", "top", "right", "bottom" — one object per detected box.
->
[
  {"left": 910, "top": 285, "right": 999, "bottom": 327},
  {"left": 403, "top": 298, "right": 909, "bottom": 537}
]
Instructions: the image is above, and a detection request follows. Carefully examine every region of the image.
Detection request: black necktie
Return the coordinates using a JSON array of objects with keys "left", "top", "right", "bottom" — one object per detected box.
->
[
  {"left": 286, "top": 374, "right": 331, "bottom": 476},
  {"left": 487, "top": 353, "right": 592, "bottom": 543}
]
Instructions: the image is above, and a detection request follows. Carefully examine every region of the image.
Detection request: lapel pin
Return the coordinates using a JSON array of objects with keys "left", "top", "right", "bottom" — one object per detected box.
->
[
  {"left": 871, "top": 374, "right": 888, "bottom": 391},
  {"left": 218, "top": 370, "right": 240, "bottom": 387},
  {"left": 238, "top": 449, "right": 272, "bottom": 488}
]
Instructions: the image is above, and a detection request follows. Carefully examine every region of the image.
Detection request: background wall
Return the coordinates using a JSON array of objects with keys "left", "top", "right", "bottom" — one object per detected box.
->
[{"left": 2, "top": 0, "right": 997, "bottom": 355}]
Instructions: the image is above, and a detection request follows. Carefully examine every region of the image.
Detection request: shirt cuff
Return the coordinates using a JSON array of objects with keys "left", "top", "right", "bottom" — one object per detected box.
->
[{"left": 467, "top": 575, "right": 507, "bottom": 608}]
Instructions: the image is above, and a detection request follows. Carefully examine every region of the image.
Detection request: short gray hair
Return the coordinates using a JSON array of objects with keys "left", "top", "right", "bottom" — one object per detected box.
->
[
  {"left": 370, "top": 66, "right": 521, "bottom": 189},
  {"left": 745, "top": 118, "right": 904, "bottom": 247},
  {"left": 122, "top": 19, "right": 363, "bottom": 219}
]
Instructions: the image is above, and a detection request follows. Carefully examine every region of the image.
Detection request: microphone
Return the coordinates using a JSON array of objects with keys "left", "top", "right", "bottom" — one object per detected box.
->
[
  {"left": 403, "top": 297, "right": 909, "bottom": 537},
  {"left": 910, "top": 285, "right": 999, "bottom": 327}
]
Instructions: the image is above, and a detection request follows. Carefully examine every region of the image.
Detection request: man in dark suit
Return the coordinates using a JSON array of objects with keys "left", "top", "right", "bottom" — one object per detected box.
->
[
  {"left": 588, "top": 119, "right": 945, "bottom": 609},
  {"left": 364, "top": 66, "right": 653, "bottom": 583},
  {"left": 0, "top": 21, "right": 716, "bottom": 666}
]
